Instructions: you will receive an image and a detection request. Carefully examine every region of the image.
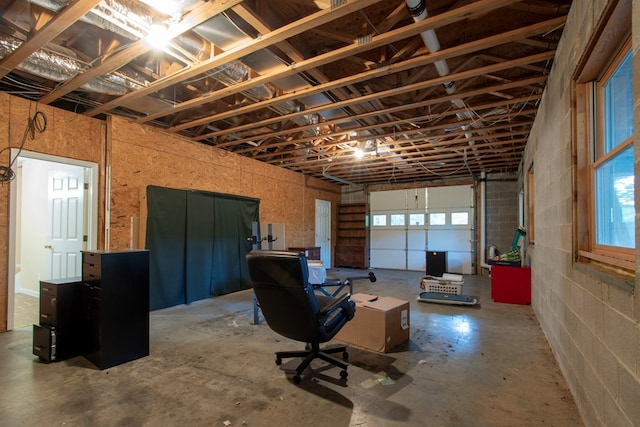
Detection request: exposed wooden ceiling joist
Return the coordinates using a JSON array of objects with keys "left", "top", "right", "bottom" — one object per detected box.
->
[{"left": 0, "top": 0, "right": 572, "bottom": 185}]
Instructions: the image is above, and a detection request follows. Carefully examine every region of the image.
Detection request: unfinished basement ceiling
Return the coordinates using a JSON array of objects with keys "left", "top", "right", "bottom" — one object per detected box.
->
[{"left": 0, "top": 0, "right": 571, "bottom": 185}]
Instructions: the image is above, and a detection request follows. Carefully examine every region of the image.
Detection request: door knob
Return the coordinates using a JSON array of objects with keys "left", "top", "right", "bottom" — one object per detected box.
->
[{"left": 44, "top": 244, "right": 52, "bottom": 249}]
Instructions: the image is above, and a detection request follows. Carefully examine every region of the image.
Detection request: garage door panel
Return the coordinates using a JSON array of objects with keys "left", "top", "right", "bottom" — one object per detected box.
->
[
  {"left": 407, "top": 229, "right": 426, "bottom": 250},
  {"left": 370, "top": 185, "right": 474, "bottom": 273},
  {"left": 371, "top": 190, "right": 407, "bottom": 209},
  {"left": 428, "top": 229, "right": 471, "bottom": 252},
  {"left": 371, "top": 249, "right": 406, "bottom": 269},
  {"left": 428, "top": 186, "right": 473, "bottom": 208},
  {"left": 371, "top": 229, "right": 405, "bottom": 249},
  {"left": 446, "top": 252, "right": 473, "bottom": 274},
  {"left": 407, "top": 250, "right": 426, "bottom": 271}
]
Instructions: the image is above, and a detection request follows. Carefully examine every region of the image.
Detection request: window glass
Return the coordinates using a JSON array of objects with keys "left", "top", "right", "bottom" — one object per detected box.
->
[
  {"left": 409, "top": 213, "right": 425, "bottom": 226},
  {"left": 574, "top": 14, "right": 634, "bottom": 270},
  {"left": 372, "top": 214, "right": 387, "bottom": 226},
  {"left": 451, "top": 212, "right": 468, "bottom": 225},
  {"left": 429, "top": 213, "right": 446, "bottom": 225},
  {"left": 595, "top": 145, "right": 634, "bottom": 247},
  {"left": 527, "top": 169, "right": 535, "bottom": 243},
  {"left": 603, "top": 50, "right": 633, "bottom": 154},
  {"left": 390, "top": 214, "right": 405, "bottom": 226}
]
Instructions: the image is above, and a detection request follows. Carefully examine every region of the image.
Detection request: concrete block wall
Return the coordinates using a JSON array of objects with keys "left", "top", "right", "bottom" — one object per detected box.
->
[
  {"left": 521, "top": 0, "right": 640, "bottom": 425},
  {"left": 485, "top": 174, "right": 519, "bottom": 257}
]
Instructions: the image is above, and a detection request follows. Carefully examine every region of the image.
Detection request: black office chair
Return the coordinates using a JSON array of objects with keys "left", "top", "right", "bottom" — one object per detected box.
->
[{"left": 246, "top": 250, "right": 356, "bottom": 383}]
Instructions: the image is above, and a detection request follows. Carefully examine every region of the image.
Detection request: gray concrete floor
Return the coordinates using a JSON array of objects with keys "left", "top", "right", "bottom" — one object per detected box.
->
[{"left": 0, "top": 269, "right": 583, "bottom": 426}]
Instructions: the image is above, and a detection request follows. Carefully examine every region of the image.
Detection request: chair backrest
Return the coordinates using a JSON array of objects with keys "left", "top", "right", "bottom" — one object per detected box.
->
[{"left": 246, "top": 250, "right": 326, "bottom": 343}]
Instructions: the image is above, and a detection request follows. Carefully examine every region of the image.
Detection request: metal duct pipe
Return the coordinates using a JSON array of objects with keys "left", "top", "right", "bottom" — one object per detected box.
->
[
  {"left": 0, "top": 34, "right": 142, "bottom": 95},
  {"left": 30, "top": 0, "right": 148, "bottom": 40}
]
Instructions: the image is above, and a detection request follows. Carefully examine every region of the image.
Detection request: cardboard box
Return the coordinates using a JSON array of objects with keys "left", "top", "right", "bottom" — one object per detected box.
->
[{"left": 336, "top": 293, "right": 410, "bottom": 353}]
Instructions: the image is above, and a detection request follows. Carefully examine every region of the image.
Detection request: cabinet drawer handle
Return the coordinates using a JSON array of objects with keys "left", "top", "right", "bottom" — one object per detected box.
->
[
  {"left": 41, "top": 287, "right": 51, "bottom": 292},
  {"left": 41, "top": 314, "right": 49, "bottom": 319}
]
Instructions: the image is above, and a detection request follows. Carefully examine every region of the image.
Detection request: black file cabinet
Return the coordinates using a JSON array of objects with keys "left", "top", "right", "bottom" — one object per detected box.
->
[
  {"left": 32, "top": 277, "right": 82, "bottom": 362},
  {"left": 81, "top": 250, "right": 150, "bottom": 370}
]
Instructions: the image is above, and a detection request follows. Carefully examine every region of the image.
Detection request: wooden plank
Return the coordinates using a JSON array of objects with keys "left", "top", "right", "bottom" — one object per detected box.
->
[
  {"left": 0, "top": 0, "right": 102, "bottom": 78},
  {"left": 182, "top": 15, "right": 564, "bottom": 136},
  {"left": 161, "top": 0, "right": 525, "bottom": 131},
  {"left": 38, "top": 0, "right": 244, "bottom": 104},
  {"left": 84, "top": 0, "right": 386, "bottom": 117}
]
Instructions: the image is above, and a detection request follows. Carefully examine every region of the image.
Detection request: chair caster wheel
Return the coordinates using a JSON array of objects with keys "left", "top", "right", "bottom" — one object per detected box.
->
[
  {"left": 275, "top": 357, "right": 282, "bottom": 365},
  {"left": 342, "top": 351, "right": 349, "bottom": 361},
  {"left": 293, "top": 375, "right": 301, "bottom": 384},
  {"left": 340, "top": 370, "right": 348, "bottom": 379}
]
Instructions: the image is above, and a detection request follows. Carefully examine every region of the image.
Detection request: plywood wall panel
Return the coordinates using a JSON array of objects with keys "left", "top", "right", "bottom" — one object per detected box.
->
[
  {"left": 0, "top": 93, "right": 104, "bottom": 332},
  {"left": 0, "top": 95, "right": 340, "bottom": 333},
  {"left": 109, "top": 116, "right": 341, "bottom": 252}
]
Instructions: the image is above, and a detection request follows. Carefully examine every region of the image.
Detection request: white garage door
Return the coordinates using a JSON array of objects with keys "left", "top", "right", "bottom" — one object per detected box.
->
[
  {"left": 369, "top": 185, "right": 474, "bottom": 274},
  {"left": 426, "top": 186, "right": 475, "bottom": 274}
]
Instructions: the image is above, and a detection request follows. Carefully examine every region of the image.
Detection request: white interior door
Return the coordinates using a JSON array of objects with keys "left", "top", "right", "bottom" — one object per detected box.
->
[
  {"left": 8, "top": 151, "right": 98, "bottom": 330},
  {"left": 315, "top": 199, "right": 331, "bottom": 267},
  {"left": 47, "top": 164, "right": 85, "bottom": 279}
]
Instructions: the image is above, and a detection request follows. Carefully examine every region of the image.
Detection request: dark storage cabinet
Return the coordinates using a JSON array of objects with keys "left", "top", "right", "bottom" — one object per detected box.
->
[
  {"left": 426, "top": 251, "right": 447, "bottom": 277},
  {"left": 288, "top": 246, "right": 321, "bottom": 260},
  {"left": 32, "top": 277, "right": 82, "bottom": 362},
  {"left": 32, "top": 324, "right": 56, "bottom": 362},
  {"left": 81, "top": 250, "right": 150, "bottom": 369}
]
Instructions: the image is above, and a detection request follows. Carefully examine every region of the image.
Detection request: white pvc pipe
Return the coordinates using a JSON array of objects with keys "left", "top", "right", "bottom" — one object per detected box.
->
[
  {"left": 405, "top": 0, "right": 463, "bottom": 101},
  {"left": 405, "top": 0, "right": 481, "bottom": 154}
]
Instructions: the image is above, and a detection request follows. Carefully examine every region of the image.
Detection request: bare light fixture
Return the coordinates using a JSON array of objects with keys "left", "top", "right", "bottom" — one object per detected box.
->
[{"left": 147, "top": 22, "right": 170, "bottom": 49}]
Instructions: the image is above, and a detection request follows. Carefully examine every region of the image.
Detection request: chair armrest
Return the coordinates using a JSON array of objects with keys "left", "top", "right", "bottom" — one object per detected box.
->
[
  {"left": 317, "top": 293, "right": 352, "bottom": 317},
  {"left": 313, "top": 279, "right": 353, "bottom": 297}
]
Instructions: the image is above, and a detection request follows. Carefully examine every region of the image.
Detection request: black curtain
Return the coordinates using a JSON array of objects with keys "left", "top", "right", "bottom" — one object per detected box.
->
[
  {"left": 146, "top": 186, "right": 187, "bottom": 311},
  {"left": 146, "top": 185, "right": 260, "bottom": 310}
]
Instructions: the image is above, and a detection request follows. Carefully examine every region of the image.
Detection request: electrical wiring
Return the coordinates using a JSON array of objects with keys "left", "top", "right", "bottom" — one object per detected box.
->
[{"left": 0, "top": 107, "right": 48, "bottom": 183}]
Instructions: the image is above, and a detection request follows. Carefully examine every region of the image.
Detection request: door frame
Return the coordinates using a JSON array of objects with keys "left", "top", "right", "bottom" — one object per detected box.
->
[
  {"left": 7, "top": 149, "right": 99, "bottom": 330},
  {"left": 315, "top": 199, "right": 332, "bottom": 267}
]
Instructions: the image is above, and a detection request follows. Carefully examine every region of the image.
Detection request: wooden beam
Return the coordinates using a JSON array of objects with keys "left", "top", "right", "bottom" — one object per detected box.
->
[
  {"left": 145, "top": 0, "right": 528, "bottom": 127},
  {"left": 195, "top": 55, "right": 552, "bottom": 141},
  {"left": 84, "top": 0, "right": 386, "bottom": 117},
  {"left": 38, "top": 0, "right": 244, "bottom": 104},
  {"left": 246, "top": 113, "right": 536, "bottom": 159},
  {"left": 171, "top": 15, "right": 563, "bottom": 133},
  {"left": 0, "top": 0, "right": 102, "bottom": 79}
]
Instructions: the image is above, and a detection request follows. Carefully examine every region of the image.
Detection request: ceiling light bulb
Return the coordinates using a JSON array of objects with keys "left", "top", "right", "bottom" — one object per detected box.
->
[
  {"left": 354, "top": 149, "right": 364, "bottom": 159},
  {"left": 147, "top": 23, "right": 170, "bottom": 49}
]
